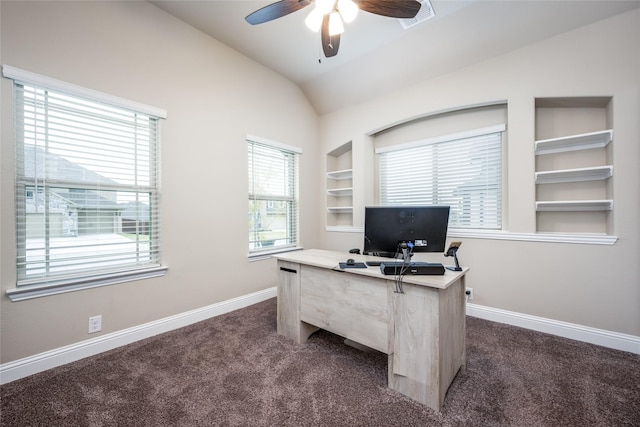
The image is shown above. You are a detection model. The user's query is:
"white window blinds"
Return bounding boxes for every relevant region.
[13,79,163,288]
[379,126,504,229]
[248,138,299,254]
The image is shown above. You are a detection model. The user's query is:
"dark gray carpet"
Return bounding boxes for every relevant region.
[1,298,639,426]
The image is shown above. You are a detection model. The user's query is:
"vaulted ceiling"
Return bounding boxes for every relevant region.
[151,1,639,115]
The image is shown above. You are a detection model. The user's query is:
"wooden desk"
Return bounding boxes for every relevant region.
[272,249,468,411]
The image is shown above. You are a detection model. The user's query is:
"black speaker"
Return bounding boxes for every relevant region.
[380,262,445,276]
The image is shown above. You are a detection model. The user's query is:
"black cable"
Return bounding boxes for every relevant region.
[393,244,414,294]
[393,246,401,293]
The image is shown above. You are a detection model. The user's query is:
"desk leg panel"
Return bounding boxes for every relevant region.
[277,261,319,343]
[438,276,466,405]
[389,283,440,410]
[387,278,466,411]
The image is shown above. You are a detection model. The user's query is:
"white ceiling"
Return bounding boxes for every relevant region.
[151,0,639,114]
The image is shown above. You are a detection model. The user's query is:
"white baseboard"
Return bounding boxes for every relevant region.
[0,287,277,385]
[466,302,640,355]
[3,291,637,385]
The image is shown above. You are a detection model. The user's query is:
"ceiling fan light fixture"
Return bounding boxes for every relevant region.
[246,0,426,59]
[328,11,344,36]
[305,8,323,32]
[316,0,336,15]
[337,0,358,23]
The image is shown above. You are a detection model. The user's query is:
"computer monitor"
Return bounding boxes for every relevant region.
[363,205,450,258]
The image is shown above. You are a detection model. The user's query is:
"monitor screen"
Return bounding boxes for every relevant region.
[363,206,450,257]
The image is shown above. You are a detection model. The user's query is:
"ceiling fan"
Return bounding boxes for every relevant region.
[245,0,422,58]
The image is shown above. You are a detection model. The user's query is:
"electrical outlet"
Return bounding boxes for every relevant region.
[88,315,102,334]
[465,287,473,301]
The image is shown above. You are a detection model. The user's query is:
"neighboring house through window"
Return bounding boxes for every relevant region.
[247,135,300,256]
[4,65,167,300]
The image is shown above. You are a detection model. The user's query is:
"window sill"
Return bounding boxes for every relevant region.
[448,229,618,245]
[6,266,169,302]
[248,246,303,261]
[325,226,364,233]
[322,227,617,245]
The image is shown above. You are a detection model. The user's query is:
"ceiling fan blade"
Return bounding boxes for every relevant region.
[321,14,341,57]
[356,0,422,19]
[245,0,312,25]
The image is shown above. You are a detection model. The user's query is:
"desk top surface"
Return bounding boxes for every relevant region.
[272,249,468,290]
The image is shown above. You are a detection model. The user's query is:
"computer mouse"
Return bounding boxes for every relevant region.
[346,258,356,265]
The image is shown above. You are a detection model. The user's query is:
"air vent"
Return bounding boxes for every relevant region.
[399,0,435,30]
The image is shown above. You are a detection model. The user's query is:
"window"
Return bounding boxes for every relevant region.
[378,125,504,230]
[5,65,166,299]
[248,136,300,255]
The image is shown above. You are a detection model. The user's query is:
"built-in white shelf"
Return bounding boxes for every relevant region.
[325,225,364,233]
[327,206,353,213]
[535,166,613,184]
[326,142,354,229]
[535,129,613,155]
[327,187,353,196]
[536,200,613,212]
[326,169,353,180]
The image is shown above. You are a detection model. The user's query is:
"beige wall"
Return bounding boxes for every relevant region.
[0,1,320,363]
[318,10,640,336]
[1,2,638,367]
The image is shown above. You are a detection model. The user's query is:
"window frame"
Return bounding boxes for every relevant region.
[3,65,167,301]
[377,124,505,231]
[247,134,302,259]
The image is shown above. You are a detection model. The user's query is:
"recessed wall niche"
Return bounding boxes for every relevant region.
[326,141,353,229]
[534,97,613,234]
